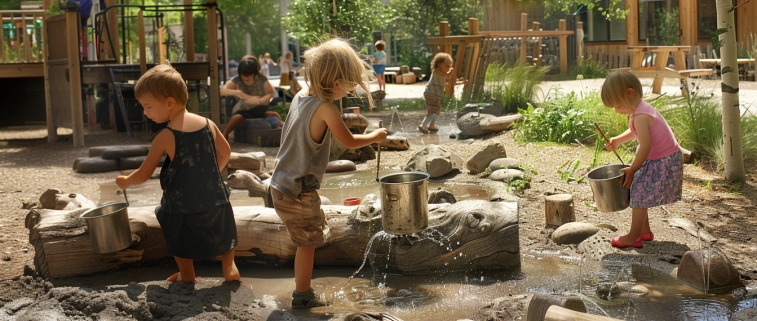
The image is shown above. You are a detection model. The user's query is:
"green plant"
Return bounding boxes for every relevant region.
[484,62,549,114]
[649,8,679,46]
[569,59,609,80]
[557,159,585,183]
[514,90,595,144]
[393,98,426,111]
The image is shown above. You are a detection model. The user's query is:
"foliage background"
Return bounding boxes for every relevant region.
[284,0,387,47]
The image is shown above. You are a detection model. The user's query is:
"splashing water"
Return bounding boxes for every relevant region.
[340,231,393,293]
[388,106,406,134]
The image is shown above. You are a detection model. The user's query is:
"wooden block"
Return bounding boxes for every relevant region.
[544,194,574,226]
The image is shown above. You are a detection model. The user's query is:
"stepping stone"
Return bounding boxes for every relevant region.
[101,145,150,160]
[489,168,524,181]
[488,158,520,171]
[326,160,357,173]
[552,222,599,245]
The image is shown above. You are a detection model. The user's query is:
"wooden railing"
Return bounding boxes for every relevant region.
[0,9,45,63]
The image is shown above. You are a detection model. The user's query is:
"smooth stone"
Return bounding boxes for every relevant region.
[404,145,463,179]
[677,248,743,292]
[488,158,521,170]
[325,160,357,173]
[489,168,524,181]
[551,222,600,245]
[101,145,150,160]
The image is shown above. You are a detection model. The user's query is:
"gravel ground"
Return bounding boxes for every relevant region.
[1,107,756,319]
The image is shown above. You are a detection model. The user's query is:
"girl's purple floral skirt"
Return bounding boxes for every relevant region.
[630,150,683,208]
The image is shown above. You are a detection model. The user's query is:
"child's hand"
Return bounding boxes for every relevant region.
[605,137,619,151]
[116,175,129,190]
[620,167,635,188]
[373,128,388,144]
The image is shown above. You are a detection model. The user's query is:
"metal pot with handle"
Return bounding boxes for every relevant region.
[80,190,133,253]
[379,171,429,235]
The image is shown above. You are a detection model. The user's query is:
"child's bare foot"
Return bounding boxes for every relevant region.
[223,262,240,282]
[418,125,429,134]
[167,272,200,283]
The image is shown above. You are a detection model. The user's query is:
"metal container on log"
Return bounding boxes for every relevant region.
[80,202,133,253]
[379,171,429,235]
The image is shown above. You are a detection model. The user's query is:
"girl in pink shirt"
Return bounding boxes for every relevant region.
[601,70,683,248]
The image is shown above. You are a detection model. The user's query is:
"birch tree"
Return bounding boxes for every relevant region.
[716,0,745,182]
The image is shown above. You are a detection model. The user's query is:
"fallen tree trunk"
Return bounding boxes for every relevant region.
[26,200,519,279]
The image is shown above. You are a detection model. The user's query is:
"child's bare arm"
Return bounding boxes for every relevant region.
[628,115,652,172]
[210,121,231,169]
[608,128,635,149]
[220,82,244,99]
[115,130,170,190]
[315,102,387,149]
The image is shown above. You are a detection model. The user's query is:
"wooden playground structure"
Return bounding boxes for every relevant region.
[1,0,226,147]
[426,14,577,100]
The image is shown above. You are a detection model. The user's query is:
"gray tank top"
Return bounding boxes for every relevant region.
[270,95,331,198]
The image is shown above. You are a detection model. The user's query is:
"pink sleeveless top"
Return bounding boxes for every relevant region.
[630,100,679,160]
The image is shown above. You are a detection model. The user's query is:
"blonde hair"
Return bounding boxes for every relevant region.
[430,52,452,72]
[134,64,188,106]
[601,70,642,110]
[302,38,373,109]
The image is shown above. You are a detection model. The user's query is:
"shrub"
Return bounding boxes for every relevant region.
[484,62,549,114]
[569,59,609,80]
[514,90,596,144]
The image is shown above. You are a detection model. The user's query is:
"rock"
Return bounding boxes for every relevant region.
[489,168,524,181]
[339,145,376,162]
[488,158,521,171]
[403,145,464,178]
[526,294,586,321]
[101,145,150,160]
[326,160,357,173]
[73,157,119,173]
[455,102,505,118]
[227,152,266,173]
[373,135,410,151]
[2,297,34,312]
[551,222,599,245]
[466,143,507,175]
[1,254,9,261]
[342,113,369,133]
[39,189,63,209]
[479,114,523,132]
[54,193,96,210]
[677,248,744,292]
[88,145,149,157]
[731,308,757,321]
[428,188,457,204]
[456,112,494,137]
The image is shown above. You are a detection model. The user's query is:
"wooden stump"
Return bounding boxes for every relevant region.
[545,194,574,227]
[545,306,623,321]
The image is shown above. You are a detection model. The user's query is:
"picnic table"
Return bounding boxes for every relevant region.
[625,46,714,95]
[698,58,755,68]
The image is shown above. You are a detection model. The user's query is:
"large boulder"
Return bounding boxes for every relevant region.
[456,112,494,137]
[403,145,464,178]
[466,143,507,175]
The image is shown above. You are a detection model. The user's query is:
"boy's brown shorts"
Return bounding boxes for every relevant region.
[424,94,442,114]
[271,187,330,247]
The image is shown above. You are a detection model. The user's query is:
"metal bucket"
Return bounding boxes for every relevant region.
[379,172,429,235]
[586,164,630,212]
[80,202,133,253]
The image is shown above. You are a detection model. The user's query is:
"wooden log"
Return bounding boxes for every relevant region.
[26,200,519,279]
[479,114,523,132]
[545,306,623,321]
[371,135,409,151]
[545,194,574,226]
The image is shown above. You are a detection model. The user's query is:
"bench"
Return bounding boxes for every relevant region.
[384,71,397,84]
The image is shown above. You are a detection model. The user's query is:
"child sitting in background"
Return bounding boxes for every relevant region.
[116,64,239,283]
[270,38,388,308]
[419,52,466,134]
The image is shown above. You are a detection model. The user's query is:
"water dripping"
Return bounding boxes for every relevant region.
[388,106,406,134]
[340,231,390,292]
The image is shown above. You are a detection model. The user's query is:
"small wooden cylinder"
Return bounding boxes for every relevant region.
[545,194,574,226]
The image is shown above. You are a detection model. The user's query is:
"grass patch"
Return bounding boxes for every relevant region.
[485,62,549,114]
[569,59,609,80]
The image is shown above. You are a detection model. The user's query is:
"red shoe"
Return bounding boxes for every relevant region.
[611,236,643,248]
[640,232,654,242]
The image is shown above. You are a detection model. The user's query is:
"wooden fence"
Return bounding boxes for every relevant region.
[0,9,45,63]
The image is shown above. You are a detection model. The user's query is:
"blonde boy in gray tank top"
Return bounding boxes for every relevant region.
[270,39,388,308]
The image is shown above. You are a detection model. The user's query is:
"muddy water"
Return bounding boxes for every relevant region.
[94,171,756,320]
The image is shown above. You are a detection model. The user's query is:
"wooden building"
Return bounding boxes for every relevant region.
[483,0,757,57]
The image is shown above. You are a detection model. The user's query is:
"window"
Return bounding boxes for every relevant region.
[579,0,627,42]
[639,0,680,45]
[698,0,717,39]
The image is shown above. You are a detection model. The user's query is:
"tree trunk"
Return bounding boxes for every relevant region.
[716,0,745,182]
[26,200,519,279]
[544,194,574,226]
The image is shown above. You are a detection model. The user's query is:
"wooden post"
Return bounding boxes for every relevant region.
[184,0,195,62]
[533,21,542,67]
[102,0,118,62]
[86,86,96,131]
[138,10,146,75]
[463,18,480,98]
[0,13,4,62]
[626,0,639,46]
[545,194,574,226]
[66,9,84,147]
[559,19,568,76]
[520,13,527,64]
[207,0,221,124]
[446,42,466,98]
[158,26,166,64]
[23,14,31,62]
[16,19,21,60]
[439,21,450,54]
[577,21,584,61]
[42,0,57,142]
[679,0,698,47]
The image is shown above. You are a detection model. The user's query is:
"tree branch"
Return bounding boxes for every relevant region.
[730,0,752,12]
